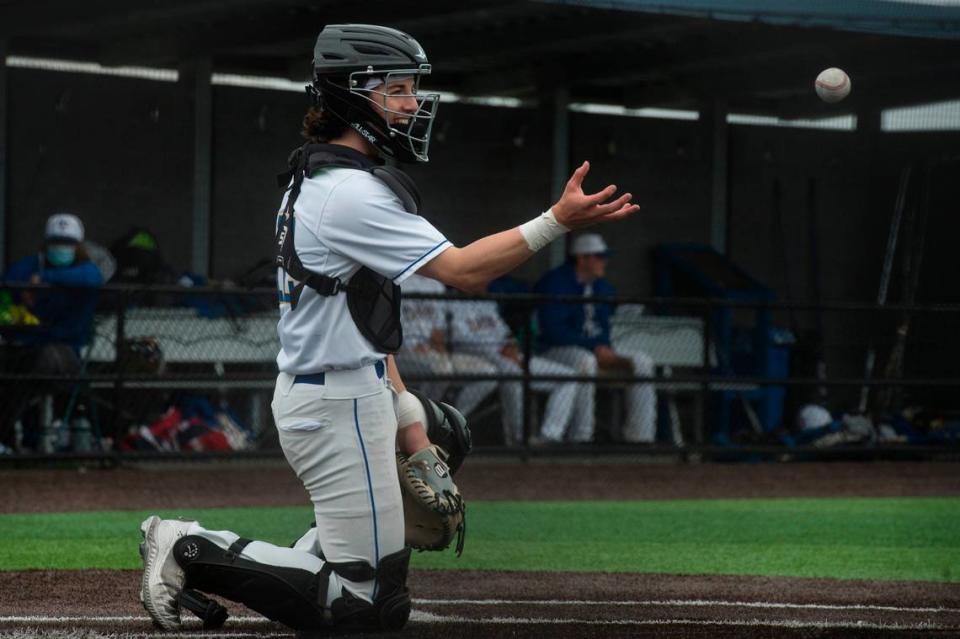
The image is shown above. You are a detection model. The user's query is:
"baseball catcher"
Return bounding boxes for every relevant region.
[137,22,638,636]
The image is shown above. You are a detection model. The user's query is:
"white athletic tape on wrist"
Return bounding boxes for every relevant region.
[396,389,427,431]
[518,208,569,252]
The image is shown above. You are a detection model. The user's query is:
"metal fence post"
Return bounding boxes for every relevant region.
[699,301,713,450]
[521,300,533,459]
[111,289,128,445]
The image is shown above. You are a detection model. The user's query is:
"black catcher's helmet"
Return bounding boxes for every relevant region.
[308,24,439,163]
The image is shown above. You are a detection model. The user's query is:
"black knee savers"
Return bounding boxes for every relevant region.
[174,535,412,633]
[329,547,412,632]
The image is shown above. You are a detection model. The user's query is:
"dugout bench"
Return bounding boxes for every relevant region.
[82,308,280,438]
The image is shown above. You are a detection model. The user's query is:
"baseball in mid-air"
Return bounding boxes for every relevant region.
[815,67,851,103]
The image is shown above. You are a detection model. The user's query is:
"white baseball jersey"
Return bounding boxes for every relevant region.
[276,167,450,373]
[399,273,447,349]
[448,299,512,356]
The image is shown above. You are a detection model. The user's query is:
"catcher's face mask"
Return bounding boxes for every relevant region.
[349,68,439,163]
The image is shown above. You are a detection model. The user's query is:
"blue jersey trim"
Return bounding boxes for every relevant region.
[353,398,380,596]
[391,240,450,281]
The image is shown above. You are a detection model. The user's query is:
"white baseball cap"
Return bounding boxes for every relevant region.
[45,213,84,243]
[797,404,833,430]
[570,233,611,257]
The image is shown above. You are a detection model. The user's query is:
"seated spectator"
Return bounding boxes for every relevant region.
[395,273,498,419]
[534,233,657,443]
[110,227,175,285]
[448,296,592,446]
[0,213,104,450]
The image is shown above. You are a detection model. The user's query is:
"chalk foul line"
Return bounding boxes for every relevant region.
[411,610,955,630]
[412,597,960,615]
[1,598,959,634]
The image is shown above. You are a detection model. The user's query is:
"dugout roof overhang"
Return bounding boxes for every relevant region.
[2,0,960,118]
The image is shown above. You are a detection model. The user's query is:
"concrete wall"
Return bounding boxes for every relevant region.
[210,85,304,281]
[4,68,957,308]
[6,69,191,267]
[405,103,556,285]
[3,70,714,291]
[725,123,960,408]
[727,124,960,306]
[570,111,710,295]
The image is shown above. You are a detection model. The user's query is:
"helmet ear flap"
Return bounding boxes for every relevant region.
[316,78,394,152]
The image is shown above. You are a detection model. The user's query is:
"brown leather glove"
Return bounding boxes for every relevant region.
[396,445,465,555]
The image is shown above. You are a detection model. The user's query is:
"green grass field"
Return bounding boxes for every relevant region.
[1,498,957,582]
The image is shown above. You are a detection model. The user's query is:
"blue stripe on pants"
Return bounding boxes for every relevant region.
[352,398,380,598]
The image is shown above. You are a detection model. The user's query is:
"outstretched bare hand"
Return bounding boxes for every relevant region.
[551,161,640,230]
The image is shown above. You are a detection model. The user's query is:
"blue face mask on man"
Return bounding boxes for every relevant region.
[46,244,76,267]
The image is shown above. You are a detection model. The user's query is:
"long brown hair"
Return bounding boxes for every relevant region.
[301,107,349,143]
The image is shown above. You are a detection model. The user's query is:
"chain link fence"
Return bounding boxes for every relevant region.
[1,282,959,459]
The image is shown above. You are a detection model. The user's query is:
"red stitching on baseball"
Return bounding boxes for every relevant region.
[816,77,848,91]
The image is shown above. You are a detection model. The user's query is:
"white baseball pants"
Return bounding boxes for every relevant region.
[186,363,402,606]
[544,346,658,443]
[486,354,592,444]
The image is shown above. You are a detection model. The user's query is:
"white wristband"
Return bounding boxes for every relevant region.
[518,208,569,252]
[396,390,427,431]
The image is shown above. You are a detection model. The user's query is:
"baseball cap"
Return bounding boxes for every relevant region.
[45,213,84,243]
[570,233,611,257]
[797,404,833,431]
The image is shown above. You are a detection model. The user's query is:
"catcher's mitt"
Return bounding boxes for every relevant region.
[397,445,465,556]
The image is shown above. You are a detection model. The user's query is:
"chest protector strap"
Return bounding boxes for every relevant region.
[275,144,422,354]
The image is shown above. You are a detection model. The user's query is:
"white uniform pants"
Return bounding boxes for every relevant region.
[484,355,590,444]
[187,363,402,606]
[544,346,658,443]
[394,349,497,416]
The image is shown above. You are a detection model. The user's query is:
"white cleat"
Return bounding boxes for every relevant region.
[139,515,195,630]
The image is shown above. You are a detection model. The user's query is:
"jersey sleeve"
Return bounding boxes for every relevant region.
[315,172,451,284]
[2,255,39,282]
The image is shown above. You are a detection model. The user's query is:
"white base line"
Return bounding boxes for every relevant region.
[0,635,291,639]
[412,611,955,630]
[2,613,948,633]
[0,616,272,624]
[1,600,958,634]
[413,598,960,615]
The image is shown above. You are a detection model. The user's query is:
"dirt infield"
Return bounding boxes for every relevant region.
[2,568,959,638]
[2,459,959,512]
[2,459,959,638]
